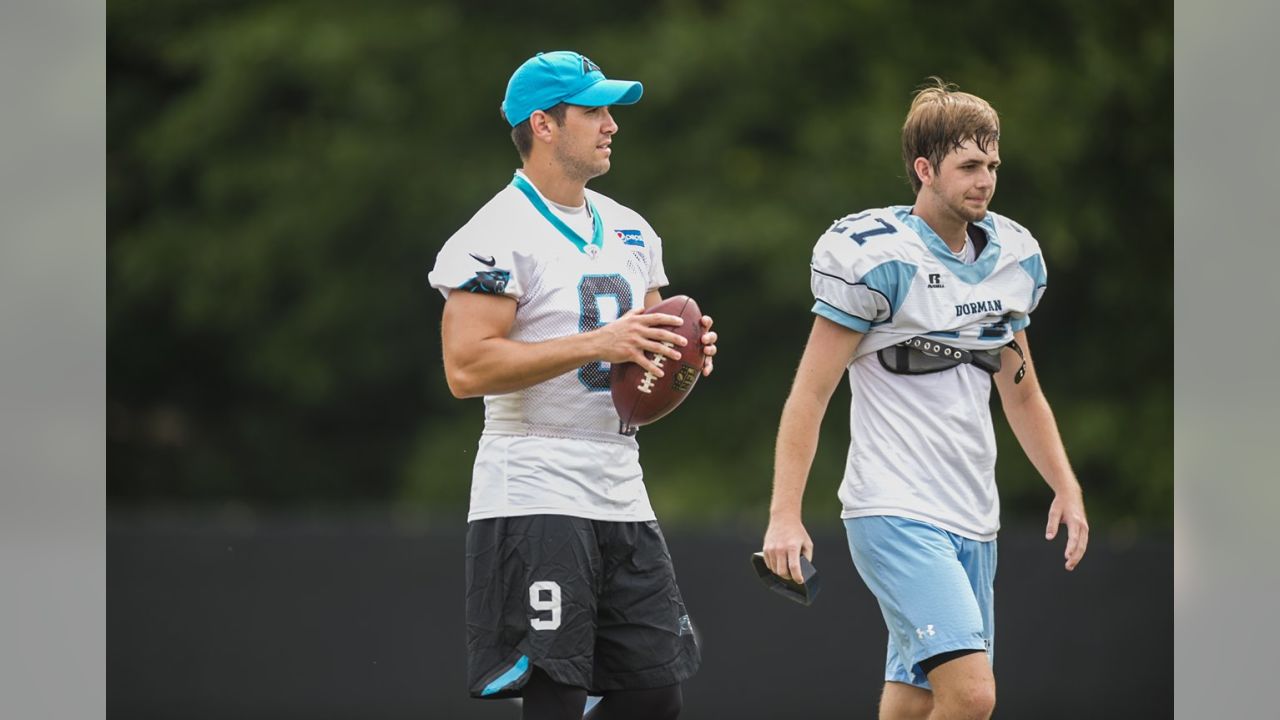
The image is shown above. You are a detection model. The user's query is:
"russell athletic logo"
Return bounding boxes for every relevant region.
[928,273,944,288]
[956,299,1003,317]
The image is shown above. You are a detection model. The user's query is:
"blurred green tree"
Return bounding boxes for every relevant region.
[109,0,1172,528]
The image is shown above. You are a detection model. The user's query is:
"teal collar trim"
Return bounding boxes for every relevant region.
[893,206,1001,284]
[510,173,604,256]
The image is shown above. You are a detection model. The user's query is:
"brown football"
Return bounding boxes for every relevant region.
[610,295,706,433]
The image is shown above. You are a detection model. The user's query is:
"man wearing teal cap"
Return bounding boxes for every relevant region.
[501,51,644,127]
[428,51,717,719]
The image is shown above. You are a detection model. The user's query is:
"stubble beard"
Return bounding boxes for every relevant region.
[555,144,609,184]
[954,201,987,223]
[935,185,987,224]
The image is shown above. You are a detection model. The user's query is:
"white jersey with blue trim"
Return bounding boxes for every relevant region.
[809,206,1048,540]
[429,170,668,522]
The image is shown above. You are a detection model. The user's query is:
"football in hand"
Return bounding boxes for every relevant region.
[611,295,706,432]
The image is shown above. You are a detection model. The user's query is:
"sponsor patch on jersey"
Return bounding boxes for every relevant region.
[616,229,645,247]
[955,299,1004,317]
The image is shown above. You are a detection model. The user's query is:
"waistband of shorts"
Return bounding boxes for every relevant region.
[483,421,639,446]
[840,510,998,542]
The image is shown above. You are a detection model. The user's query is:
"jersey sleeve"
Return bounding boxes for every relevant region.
[997,216,1047,332]
[809,224,918,333]
[643,220,669,291]
[427,226,530,301]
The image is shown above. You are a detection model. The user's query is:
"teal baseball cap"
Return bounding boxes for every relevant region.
[501,51,643,127]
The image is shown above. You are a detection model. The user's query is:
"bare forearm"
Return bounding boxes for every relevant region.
[770,391,831,519]
[762,318,859,580]
[448,332,602,398]
[1002,393,1079,495]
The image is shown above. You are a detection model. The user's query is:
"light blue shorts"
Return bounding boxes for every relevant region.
[844,516,996,689]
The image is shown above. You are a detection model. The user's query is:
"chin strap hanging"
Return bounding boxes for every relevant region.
[1007,337,1026,384]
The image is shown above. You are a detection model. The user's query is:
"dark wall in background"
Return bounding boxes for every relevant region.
[109,514,1171,719]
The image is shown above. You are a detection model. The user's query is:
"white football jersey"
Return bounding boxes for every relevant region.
[810,206,1048,540]
[429,171,668,522]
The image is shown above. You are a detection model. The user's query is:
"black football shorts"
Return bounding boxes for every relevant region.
[465,515,700,698]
